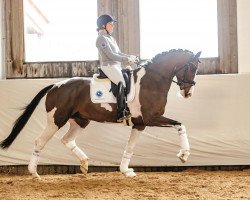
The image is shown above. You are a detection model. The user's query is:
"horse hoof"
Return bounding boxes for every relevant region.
[177,149,190,163]
[121,168,136,177]
[32,172,41,180]
[80,159,88,176]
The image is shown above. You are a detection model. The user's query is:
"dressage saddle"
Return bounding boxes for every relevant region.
[97,68,132,122]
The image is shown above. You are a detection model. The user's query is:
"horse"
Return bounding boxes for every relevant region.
[0,49,201,178]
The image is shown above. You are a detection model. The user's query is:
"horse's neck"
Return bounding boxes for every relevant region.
[135,65,174,95]
[135,52,192,94]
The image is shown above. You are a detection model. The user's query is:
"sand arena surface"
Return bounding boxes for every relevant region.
[0,170,249,200]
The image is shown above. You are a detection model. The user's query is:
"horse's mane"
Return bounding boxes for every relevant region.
[142,49,194,68]
[152,49,194,62]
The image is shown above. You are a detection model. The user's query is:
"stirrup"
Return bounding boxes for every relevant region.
[117,110,131,123]
[123,116,133,126]
[124,114,132,121]
[117,116,126,123]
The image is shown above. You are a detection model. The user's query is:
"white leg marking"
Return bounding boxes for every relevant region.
[120,128,141,177]
[28,149,41,179]
[61,119,88,175]
[101,103,113,112]
[128,68,146,118]
[28,108,58,178]
[175,125,190,163]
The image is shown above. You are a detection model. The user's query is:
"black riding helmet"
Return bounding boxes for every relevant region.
[97,14,117,31]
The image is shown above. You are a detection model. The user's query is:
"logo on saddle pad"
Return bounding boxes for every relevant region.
[95,91,103,98]
[90,74,135,103]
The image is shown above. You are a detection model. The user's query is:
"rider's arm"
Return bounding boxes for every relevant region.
[96,36,128,63]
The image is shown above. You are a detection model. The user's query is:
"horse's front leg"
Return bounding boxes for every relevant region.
[147,116,190,163]
[120,125,145,177]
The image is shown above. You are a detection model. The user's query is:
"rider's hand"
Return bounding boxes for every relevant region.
[128,55,137,64]
[126,65,133,70]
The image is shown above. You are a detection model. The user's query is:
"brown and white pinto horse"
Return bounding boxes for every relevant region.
[0,49,201,178]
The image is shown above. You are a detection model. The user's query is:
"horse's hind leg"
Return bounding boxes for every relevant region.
[28,109,59,179]
[61,118,89,176]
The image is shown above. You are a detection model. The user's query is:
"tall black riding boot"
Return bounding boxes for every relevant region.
[116,82,125,122]
[116,82,131,122]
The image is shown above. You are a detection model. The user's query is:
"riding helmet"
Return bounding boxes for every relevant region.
[97,14,117,29]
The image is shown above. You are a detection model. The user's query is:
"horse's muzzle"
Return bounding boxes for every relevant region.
[186,86,194,98]
[180,86,194,98]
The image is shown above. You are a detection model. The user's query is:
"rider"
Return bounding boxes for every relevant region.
[96,14,137,122]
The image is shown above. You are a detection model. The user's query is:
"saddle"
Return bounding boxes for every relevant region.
[97,68,132,97]
[91,68,134,124]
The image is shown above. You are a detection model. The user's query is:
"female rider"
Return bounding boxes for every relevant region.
[96,14,137,122]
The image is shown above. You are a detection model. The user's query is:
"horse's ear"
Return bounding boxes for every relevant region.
[195,51,202,59]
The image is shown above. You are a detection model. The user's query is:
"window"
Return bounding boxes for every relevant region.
[5,0,237,78]
[24,0,98,62]
[140,0,218,59]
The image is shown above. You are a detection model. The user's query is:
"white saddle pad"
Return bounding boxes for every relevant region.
[90,74,135,103]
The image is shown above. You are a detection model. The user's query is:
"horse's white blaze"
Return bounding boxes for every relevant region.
[128,68,146,118]
[101,103,113,112]
[188,86,195,96]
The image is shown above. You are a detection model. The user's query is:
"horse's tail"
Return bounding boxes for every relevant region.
[0,84,54,149]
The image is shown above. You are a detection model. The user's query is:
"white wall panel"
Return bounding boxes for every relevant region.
[237,0,250,73]
[0,75,249,166]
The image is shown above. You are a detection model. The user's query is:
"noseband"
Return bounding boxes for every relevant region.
[172,62,197,88]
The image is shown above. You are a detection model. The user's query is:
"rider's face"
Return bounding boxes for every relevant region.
[106,22,114,34]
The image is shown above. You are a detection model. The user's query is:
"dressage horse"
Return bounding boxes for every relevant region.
[0,49,201,178]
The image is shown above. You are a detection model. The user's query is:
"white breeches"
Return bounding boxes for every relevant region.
[101,65,126,87]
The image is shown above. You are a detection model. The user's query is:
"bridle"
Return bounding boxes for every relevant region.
[172,61,198,88]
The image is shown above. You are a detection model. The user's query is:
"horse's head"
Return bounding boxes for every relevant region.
[174,51,201,98]
[144,49,201,98]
